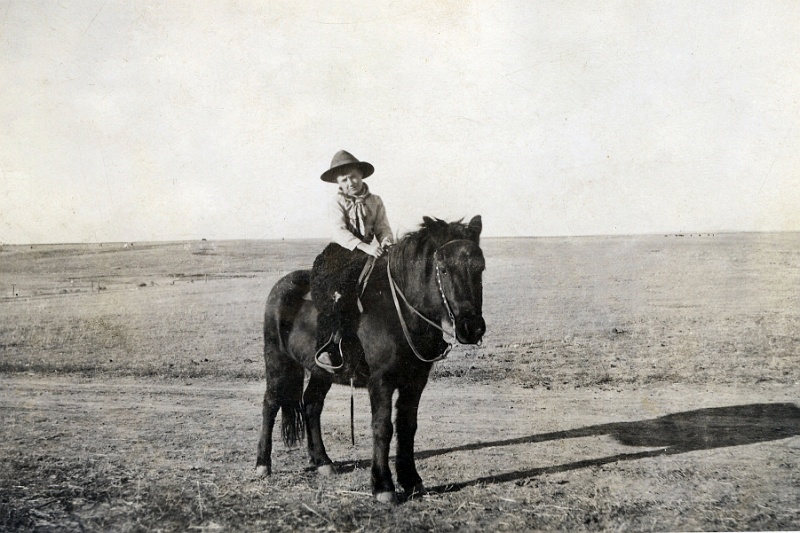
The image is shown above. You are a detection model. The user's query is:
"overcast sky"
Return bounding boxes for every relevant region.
[1,1,799,243]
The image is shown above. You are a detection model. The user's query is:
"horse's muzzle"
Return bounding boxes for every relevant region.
[455,314,486,345]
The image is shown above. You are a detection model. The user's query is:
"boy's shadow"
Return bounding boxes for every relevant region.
[413,402,800,493]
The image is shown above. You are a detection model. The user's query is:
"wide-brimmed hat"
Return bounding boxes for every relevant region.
[320,150,375,183]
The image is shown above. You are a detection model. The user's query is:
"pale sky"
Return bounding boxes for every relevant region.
[1,1,799,244]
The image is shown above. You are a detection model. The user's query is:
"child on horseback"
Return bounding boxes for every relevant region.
[311,150,395,373]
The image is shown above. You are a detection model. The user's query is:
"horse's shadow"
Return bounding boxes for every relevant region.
[335,402,800,493]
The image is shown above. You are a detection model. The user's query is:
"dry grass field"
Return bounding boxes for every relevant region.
[1,232,799,531]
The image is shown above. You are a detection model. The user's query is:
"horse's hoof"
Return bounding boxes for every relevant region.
[317,464,335,477]
[405,483,426,499]
[255,465,270,478]
[375,491,399,505]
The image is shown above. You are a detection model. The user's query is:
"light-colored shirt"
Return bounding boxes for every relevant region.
[329,190,394,251]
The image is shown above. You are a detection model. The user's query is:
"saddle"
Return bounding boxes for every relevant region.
[302,255,376,306]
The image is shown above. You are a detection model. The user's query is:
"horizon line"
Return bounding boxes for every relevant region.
[2,229,798,247]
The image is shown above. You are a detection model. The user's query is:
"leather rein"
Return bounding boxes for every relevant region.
[386,244,468,363]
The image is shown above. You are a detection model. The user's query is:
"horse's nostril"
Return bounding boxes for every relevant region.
[461,316,485,343]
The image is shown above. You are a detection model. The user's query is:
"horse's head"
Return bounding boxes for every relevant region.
[423,215,486,345]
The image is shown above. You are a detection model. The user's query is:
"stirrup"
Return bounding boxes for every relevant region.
[314,334,344,373]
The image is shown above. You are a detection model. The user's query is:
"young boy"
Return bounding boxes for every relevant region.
[311,150,395,372]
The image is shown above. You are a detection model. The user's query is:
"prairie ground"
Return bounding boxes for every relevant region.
[1,233,799,531]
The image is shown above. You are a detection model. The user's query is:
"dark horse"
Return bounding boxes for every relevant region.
[256,215,486,503]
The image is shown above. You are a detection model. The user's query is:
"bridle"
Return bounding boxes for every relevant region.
[386,240,476,363]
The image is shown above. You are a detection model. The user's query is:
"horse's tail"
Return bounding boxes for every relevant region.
[280,402,305,447]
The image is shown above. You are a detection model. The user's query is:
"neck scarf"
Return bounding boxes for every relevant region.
[339,183,372,239]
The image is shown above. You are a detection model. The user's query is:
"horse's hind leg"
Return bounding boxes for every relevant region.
[256,393,278,477]
[395,375,429,499]
[302,373,334,474]
[256,357,304,477]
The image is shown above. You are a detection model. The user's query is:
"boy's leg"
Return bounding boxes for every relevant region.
[310,244,369,372]
[310,246,344,370]
[317,273,360,370]
[316,289,364,372]
[311,295,344,372]
[315,307,339,355]
[336,259,367,363]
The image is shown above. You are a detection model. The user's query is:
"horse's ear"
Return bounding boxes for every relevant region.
[468,215,482,240]
[422,217,448,235]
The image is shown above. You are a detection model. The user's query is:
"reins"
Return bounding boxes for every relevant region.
[386,248,459,363]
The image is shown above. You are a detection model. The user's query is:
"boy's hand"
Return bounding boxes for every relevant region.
[358,242,385,258]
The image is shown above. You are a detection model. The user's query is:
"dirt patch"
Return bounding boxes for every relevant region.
[1,375,798,531]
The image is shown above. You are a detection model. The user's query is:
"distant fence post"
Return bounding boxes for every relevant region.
[11,284,15,297]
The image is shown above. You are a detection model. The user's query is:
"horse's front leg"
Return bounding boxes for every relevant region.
[303,373,334,475]
[368,373,397,504]
[395,374,429,498]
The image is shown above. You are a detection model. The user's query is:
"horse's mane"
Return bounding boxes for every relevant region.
[392,216,481,269]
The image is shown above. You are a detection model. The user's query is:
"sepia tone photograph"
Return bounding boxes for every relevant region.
[1,1,799,531]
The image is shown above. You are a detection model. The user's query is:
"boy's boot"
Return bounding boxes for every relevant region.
[314,305,343,373]
[335,301,363,369]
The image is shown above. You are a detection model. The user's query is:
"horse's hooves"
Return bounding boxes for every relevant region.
[255,465,270,478]
[375,491,399,505]
[317,464,335,477]
[405,483,426,499]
